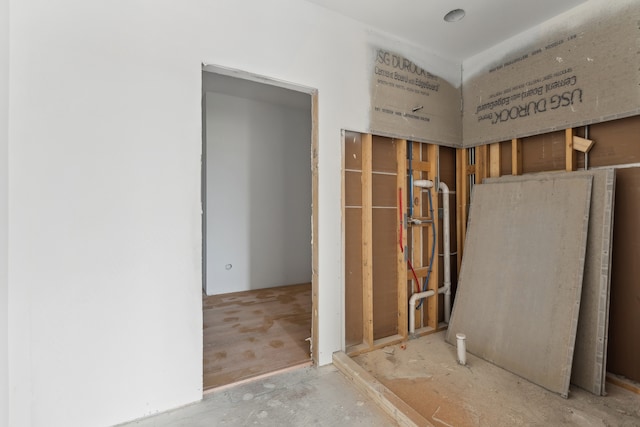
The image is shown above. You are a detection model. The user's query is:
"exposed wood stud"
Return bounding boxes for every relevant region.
[411,141,424,332]
[475,145,488,184]
[490,142,502,178]
[396,139,408,339]
[566,128,577,171]
[456,148,468,276]
[361,134,374,347]
[311,91,319,364]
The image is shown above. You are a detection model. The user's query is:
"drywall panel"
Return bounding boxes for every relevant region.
[446,176,592,397]
[607,167,640,382]
[463,0,640,146]
[0,0,7,424]
[204,91,311,295]
[486,169,616,395]
[371,49,462,146]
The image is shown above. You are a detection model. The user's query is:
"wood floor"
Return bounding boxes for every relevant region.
[203,283,312,390]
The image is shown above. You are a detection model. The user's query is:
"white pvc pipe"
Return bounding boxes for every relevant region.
[413,179,434,188]
[439,182,452,324]
[408,290,434,336]
[456,333,467,365]
[408,180,453,336]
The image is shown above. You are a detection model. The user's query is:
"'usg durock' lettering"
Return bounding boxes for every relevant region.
[376,49,435,79]
[491,89,583,125]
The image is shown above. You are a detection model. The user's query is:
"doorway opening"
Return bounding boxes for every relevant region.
[201,67,318,391]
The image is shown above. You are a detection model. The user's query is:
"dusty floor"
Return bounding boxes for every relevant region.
[203,283,311,389]
[118,365,397,427]
[354,331,640,426]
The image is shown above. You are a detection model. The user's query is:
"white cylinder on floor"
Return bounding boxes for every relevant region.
[456,333,467,366]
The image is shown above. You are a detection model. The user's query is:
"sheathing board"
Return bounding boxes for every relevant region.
[485,169,616,396]
[463,2,640,146]
[370,49,462,146]
[608,167,640,382]
[371,137,399,340]
[344,132,363,347]
[446,176,593,397]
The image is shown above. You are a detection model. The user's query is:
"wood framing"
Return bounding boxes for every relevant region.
[311,91,319,364]
[361,134,374,347]
[566,128,577,171]
[489,142,502,178]
[456,148,468,275]
[410,141,424,333]
[396,140,408,339]
[475,144,488,184]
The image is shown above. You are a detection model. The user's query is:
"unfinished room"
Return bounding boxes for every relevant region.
[2,0,640,426]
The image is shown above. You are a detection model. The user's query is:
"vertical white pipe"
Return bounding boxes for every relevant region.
[439,182,451,323]
[409,290,435,336]
[456,333,467,365]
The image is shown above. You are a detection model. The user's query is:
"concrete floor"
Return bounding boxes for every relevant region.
[118,365,396,426]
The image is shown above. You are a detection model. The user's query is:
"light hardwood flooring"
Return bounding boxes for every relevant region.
[203,283,312,390]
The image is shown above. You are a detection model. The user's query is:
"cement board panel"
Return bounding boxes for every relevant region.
[370,49,462,146]
[463,2,640,146]
[446,176,593,397]
[485,169,616,396]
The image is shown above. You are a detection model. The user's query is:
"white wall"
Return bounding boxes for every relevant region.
[0,0,8,425]
[6,0,460,425]
[204,91,311,295]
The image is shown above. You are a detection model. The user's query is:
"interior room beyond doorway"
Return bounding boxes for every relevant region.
[201,70,315,390]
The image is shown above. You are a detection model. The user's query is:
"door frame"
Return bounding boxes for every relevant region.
[201,63,319,367]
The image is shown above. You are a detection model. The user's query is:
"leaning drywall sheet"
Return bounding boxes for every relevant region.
[446,176,593,397]
[485,169,616,396]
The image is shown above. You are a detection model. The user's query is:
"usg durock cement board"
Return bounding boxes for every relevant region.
[446,176,592,397]
[463,2,640,146]
[485,169,616,396]
[370,49,462,146]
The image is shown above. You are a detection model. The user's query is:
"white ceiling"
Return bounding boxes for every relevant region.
[305,0,587,60]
